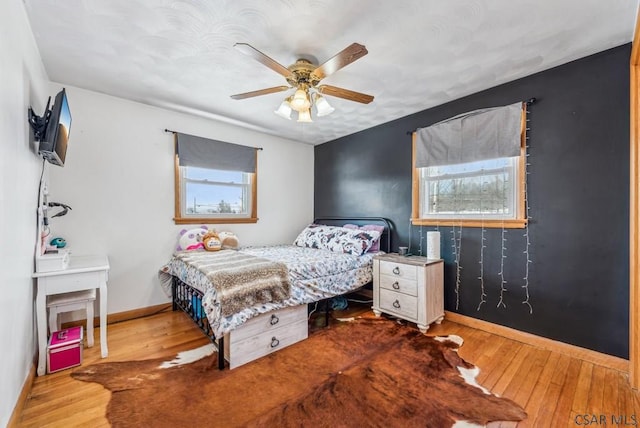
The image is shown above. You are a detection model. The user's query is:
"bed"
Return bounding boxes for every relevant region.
[159,217,392,369]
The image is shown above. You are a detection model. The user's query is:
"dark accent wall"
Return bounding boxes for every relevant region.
[315,44,630,358]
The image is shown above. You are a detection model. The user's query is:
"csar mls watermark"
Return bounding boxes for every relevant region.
[574,414,638,426]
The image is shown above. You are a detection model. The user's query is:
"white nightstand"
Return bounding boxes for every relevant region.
[372,253,444,333]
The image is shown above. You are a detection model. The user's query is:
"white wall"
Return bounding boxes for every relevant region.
[0,0,51,425]
[48,86,314,315]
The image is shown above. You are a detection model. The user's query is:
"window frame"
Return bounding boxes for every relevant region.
[173,149,258,225]
[411,106,527,229]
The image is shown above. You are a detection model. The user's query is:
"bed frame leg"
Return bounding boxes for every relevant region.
[325,299,330,327]
[217,336,225,369]
[171,279,177,311]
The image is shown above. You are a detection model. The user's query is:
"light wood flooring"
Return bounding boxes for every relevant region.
[16,306,640,427]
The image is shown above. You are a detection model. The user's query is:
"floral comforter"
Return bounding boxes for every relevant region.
[159,245,378,338]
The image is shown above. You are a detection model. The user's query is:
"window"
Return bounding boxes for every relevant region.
[180,167,253,218]
[419,157,519,219]
[173,133,258,224]
[412,103,527,228]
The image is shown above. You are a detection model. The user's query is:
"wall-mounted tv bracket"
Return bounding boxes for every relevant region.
[28,96,52,141]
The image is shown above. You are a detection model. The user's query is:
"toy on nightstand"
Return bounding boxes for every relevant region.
[50,237,67,248]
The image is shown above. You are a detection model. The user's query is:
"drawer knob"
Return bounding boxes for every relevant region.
[270,314,279,325]
[392,281,400,290]
[270,337,280,348]
[393,300,401,309]
[392,266,400,275]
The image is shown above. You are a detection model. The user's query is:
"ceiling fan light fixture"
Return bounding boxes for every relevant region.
[297,109,313,123]
[290,87,311,112]
[274,99,292,120]
[231,42,374,124]
[315,94,335,117]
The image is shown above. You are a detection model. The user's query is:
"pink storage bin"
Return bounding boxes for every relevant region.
[47,326,83,374]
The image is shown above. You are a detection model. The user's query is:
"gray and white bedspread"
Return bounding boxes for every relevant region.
[159,245,377,338]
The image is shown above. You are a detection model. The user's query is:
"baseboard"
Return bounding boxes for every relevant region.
[62,303,173,330]
[106,303,173,325]
[444,311,629,373]
[7,361,36,428]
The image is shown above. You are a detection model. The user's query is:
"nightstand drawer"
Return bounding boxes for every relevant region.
[379,260,417,281]
[379,289,418,320]
[42,271,105,294]
[379,275,418,296]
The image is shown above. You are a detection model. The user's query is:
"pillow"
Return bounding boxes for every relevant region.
[176,226,208,251]
[343,224,385,252]
[293,224,381,256]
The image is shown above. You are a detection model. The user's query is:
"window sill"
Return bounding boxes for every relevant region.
[411,218,527,229]
[174,217,258,225]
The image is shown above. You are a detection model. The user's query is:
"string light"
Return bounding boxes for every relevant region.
[451,225,459,309]
[454,222,463,310]
[522,108,534,314]
[451,178,463,310]
[497,176,508,309]
[477,189,487,311]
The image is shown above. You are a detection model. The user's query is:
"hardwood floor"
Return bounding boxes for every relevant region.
[16,306,640,427]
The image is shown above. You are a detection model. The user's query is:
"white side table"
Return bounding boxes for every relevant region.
[372,253,444,333]
[33,255,110,376]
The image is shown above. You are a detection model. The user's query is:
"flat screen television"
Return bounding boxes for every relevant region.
[38,88,72,167]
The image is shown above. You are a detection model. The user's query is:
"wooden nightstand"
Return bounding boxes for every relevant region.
[372,253,444,333]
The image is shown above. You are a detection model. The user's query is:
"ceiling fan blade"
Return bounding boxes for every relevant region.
[234,43,293,79]
[318,85,374,104]
[310,43,368,81]
[230,86,290,100]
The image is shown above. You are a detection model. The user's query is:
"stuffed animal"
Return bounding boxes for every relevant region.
[176,226,208,251]
[203,231,222,251]
[219,231,239,249]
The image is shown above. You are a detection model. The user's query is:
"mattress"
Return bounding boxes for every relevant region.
[160,245,378,338]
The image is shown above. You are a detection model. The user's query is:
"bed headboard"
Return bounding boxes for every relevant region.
[313,217,393,253]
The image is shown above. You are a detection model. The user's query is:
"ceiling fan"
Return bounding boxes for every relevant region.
[230,42,374,122]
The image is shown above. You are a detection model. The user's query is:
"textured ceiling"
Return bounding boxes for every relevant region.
[24,0,638,145]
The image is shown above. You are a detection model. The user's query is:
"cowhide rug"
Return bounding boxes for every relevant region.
[72,317,526,427]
